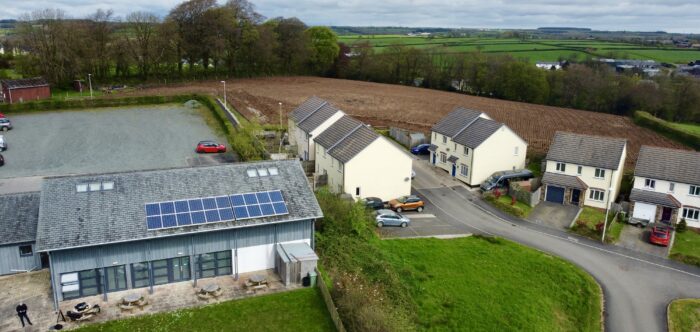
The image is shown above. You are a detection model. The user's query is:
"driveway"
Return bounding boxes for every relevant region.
[617,225,671,258]
[411,158,700,332]
[527,201,581,230]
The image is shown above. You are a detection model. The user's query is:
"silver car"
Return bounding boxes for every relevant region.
[0,118,11,131]
[375,209,410,228]
[0,135,5,151]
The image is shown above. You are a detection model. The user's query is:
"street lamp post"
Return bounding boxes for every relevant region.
[88,74,93,100]
[278,102,283,153]
[220,81,226,106]
[601,187,614,242]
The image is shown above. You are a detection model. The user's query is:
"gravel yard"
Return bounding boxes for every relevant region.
[0,104,230,179]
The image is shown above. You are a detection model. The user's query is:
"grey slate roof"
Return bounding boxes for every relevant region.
[542,172,588,190]
[431,107,482,137]
[0,192,40,246]
[35,160,323,252]
[290,96,328,123]
[630,189,681,208]
[315,115,363,149]
[546,132,626,170]
[1,77,49,89]
[297,103,342,133]
[453,118,504,149]
[327,125,380,164]
[635,146,700,186]
[447,155,459,163]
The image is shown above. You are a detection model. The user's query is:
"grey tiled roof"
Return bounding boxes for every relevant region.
[453,118,504,148]
[35,160,323,252]
[546,132,626,170]
[314,115,363,150]
[428,144,438,152]
[630,189,681,208]
[1,77,49,89]
[542,172,588,190]
[328,125,380,164]
[431,107,482,137]
[447,155,459,163]
[635,146,700,186]
[290,96,328,123]
[0,192,40,246]
[297,103,342,133]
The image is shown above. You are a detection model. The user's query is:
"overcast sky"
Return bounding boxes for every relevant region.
[1,0,699,33]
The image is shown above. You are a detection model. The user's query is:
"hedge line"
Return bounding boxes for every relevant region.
[633,111,700,150]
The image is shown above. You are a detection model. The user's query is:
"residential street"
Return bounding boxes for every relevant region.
[411,156,700,332]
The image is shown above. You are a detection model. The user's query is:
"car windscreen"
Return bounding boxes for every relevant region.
[653,230,668,238]
[397,196,407,203]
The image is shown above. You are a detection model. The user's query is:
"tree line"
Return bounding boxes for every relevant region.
[1,0,339,84]
[334,43,700,123]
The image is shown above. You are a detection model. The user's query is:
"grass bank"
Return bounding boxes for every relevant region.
[633,111,700,150]
[670,228,700,267]
[73,288,334,332]
[668,298,700,332]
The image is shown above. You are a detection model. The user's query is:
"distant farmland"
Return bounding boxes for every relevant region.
[338,35,700,64]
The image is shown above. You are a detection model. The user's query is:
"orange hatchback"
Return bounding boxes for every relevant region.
[389,195,424,212]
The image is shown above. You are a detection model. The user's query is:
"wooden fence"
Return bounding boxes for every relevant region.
[316,268,346,332]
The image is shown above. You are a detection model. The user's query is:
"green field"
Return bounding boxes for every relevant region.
[378,236,602,331]
[668,299,700,332]
[73,288,334,332]
[669,122,700,135]
[338,35,700,63]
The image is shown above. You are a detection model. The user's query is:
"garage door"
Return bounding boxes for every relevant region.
[633,202,656,221]
[545,186,565,204]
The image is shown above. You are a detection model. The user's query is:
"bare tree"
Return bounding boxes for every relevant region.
[125,11,160,80]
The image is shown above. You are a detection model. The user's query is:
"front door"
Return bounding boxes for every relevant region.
[571,189,581,205]
[661,207,673,224]
[432,152,436,164]
[451,164,456,177]
[171,256,191,282]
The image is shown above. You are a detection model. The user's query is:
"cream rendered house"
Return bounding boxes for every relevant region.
[314,115,412,201]
[429,107,527,186]
[629,146,700,228]
[288,96,344,161]
[541,132,627,210]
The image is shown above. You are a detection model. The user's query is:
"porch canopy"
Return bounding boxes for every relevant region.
[630,189,682,208]
[542,172,588,190]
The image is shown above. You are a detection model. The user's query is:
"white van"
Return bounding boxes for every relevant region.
[0,135,6,151]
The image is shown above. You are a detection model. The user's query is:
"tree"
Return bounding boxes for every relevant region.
[305,26,339,74]
[268,17,308,74]
[85,9,115,78]
[126,11,160,80]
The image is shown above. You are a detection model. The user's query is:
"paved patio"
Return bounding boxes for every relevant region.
[616,225,670,258]
[527,201,581,230]
[0,270,54,332]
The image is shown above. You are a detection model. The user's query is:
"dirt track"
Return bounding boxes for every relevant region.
[119,76,688,167]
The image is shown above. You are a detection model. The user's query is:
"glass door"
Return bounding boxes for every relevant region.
[104,265,127,292]
[171,256,191,282]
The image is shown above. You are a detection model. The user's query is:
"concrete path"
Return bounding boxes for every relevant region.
[617,225,670,258]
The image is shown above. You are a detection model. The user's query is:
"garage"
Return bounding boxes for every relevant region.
[545,185,565,204]
[632,202,657,222]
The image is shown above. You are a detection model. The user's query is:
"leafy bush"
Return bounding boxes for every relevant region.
[483,192,526,218]
[676,219,687,233]
[633,111,700,150]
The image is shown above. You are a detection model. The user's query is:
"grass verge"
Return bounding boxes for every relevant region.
[73,288,334,332]
[483,192,532,218]
[570,207,622,243]
[379,236,602,331]
[668,298,700,332]
[670,228,700,267]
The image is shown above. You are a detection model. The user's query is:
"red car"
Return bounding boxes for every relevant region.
[649,225,671,246]
[0,113,5,118]
[196,141,226,153]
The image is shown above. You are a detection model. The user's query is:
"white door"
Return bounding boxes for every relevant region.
[633,202,656,221]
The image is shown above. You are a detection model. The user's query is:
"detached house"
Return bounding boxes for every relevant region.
[288,97,345,161]
[541,132,627,209]
[314,115,412,201]
[429,107,527,186]
[630,146,700,228]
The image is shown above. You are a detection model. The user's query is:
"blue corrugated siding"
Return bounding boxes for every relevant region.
[0,242,41,275]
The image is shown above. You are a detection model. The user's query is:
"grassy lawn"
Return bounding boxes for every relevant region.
[571,207,622,243]
[670,229,700,267]
[498,194,532,217]
[74,288,335,332]
[668,299,700,332]
[378,236,602,331]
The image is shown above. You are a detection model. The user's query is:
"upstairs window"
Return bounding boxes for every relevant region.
[594,168,605,178]
[690,185,700,196]
[645,179,656,189]
[463,146,469,155]
[577,166,582,175]
[669,182,675,192]
[514,146,519,156]
[442,135,447,144]
[19,245,33,257]
[556,162,566,172]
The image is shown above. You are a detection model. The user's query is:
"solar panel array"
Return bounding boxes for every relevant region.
[145,190,288,230]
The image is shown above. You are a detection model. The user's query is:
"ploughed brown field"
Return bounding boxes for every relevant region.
[120,76,687,167]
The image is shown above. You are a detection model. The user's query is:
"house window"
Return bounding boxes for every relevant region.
[440,153,447,163]
[460,164,469,177]
[355,187,360,196]
[577,166,582,175]
[103,265,127,293]
[645,179,656,189]
[682,207,699,221]
[88,182,101,192]
[690,185,700,196]
[514,146,519,156]
[442,135,447,144]
[198,251,230,278]
[594,168,605,178]
[338,184,343,193]
[556,162,566,172]
[131,262,150,288]
[338,163,343,173]
[463,146,469,155]
[19,244,33,257]
[589,189,605,201]
[669,183,675,192]
[454,143,457,150]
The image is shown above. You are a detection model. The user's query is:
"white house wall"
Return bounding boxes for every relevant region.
[307,111,344,161]
[315,145,345,194]
[344,137,412,201]
[471,126,527,186]
[633,176,700,227]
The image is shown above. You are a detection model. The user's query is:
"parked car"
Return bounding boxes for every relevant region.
[649,225,671,246]
[362,197,385,210]
[0,118,11,131]
[480,169,534,192]
[389,195,424,212]
[0,135,6,151]
[375,209,410,228]
[0,153,4,166]
[0,112,5,118]
[196,141,226,153]
[410,143,431,155]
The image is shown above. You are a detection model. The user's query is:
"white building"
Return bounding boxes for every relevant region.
[429,107,527,187]
[630,146,700,228]
[288,97,345,161]
[535,62,562,70]
[541,132,627,210]
[314,115,412,201]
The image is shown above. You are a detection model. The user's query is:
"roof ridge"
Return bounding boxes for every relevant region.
[327,124,364,152]
[297,100,328,124]
[452,112,484,138]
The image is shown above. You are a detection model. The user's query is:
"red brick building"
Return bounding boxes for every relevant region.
[1,77,51,104]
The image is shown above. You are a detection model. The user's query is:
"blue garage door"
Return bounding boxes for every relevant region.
[546,186,565,204]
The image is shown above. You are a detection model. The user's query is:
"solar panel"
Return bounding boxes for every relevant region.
[145,190,289,230]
